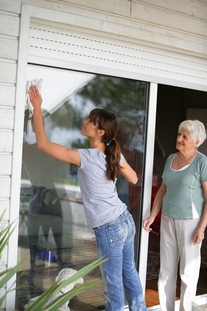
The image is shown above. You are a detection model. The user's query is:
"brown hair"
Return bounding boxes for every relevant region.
[89,108,121,181]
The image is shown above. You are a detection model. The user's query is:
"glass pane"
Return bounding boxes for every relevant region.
[16,65,149,310]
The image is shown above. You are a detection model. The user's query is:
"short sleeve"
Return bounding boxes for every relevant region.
[120,153,125,166]
[200,158,207,183]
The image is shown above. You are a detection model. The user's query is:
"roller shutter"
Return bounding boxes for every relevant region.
[28,21,207,90]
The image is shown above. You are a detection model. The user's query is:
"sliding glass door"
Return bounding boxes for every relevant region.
[16,64,149,310]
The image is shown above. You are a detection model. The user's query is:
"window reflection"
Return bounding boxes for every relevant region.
[23,108,73,280]
[116,117,144,258]
[17,65,148,310]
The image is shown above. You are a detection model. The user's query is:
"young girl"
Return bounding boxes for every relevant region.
[29,85,146,311]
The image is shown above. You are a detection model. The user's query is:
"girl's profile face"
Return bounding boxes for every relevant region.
[81,118,98,138]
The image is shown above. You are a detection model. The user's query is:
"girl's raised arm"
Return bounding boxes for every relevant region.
[29,85,81,166]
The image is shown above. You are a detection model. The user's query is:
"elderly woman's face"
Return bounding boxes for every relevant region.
[176,128,198,152]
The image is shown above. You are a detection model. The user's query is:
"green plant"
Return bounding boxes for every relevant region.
[0,212,25,307]
[0,211,107,310]
[25,257,106,311]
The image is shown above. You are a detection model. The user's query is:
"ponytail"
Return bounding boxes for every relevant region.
[105,138,121,181]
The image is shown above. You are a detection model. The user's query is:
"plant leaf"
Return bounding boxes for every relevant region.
[43,278,101,311]
[25,256,108,311]
[0,261,24,289]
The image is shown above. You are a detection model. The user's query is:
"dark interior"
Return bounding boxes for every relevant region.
[146,84,207,306]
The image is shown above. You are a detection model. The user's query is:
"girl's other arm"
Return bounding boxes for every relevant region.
[120,158,138,184]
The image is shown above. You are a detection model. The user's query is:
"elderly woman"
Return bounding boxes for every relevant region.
[143,120,207,311]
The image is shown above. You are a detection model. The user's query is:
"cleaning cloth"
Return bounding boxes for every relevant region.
[26,78,43,117]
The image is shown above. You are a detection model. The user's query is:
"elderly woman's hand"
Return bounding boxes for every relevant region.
[193,227,205,244]
[143,216,154,232]
[29,85,43,110]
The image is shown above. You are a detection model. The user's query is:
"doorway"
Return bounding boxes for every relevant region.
[145,84,207,307]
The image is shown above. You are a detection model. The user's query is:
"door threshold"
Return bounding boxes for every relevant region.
[123,294,207,311]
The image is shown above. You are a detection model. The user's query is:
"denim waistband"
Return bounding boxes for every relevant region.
[93,209,128,230]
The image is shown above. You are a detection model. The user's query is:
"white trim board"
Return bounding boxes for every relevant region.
[146,294,207,311]
[116,294,207,311]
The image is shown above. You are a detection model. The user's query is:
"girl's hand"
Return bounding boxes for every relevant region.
[29,85,43,110]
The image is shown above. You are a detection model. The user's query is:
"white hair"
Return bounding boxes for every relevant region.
[178,120,207,147]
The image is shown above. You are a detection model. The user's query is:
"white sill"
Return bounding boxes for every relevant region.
[123,294,207,311]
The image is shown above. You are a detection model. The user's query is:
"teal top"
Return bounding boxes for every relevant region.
[162,151,207,219]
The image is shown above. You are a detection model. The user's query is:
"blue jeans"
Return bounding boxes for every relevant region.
[94,209,146,311]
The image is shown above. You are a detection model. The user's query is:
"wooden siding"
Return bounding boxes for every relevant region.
[0,155,12,175]
[0,0,21,13]
[0,131,13,152]
[18,0,207,57]
[0,178,11,199]
[0,37,18,60]
[0,2,20,306]
[0,85,16,107]
[0,108,14,129]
